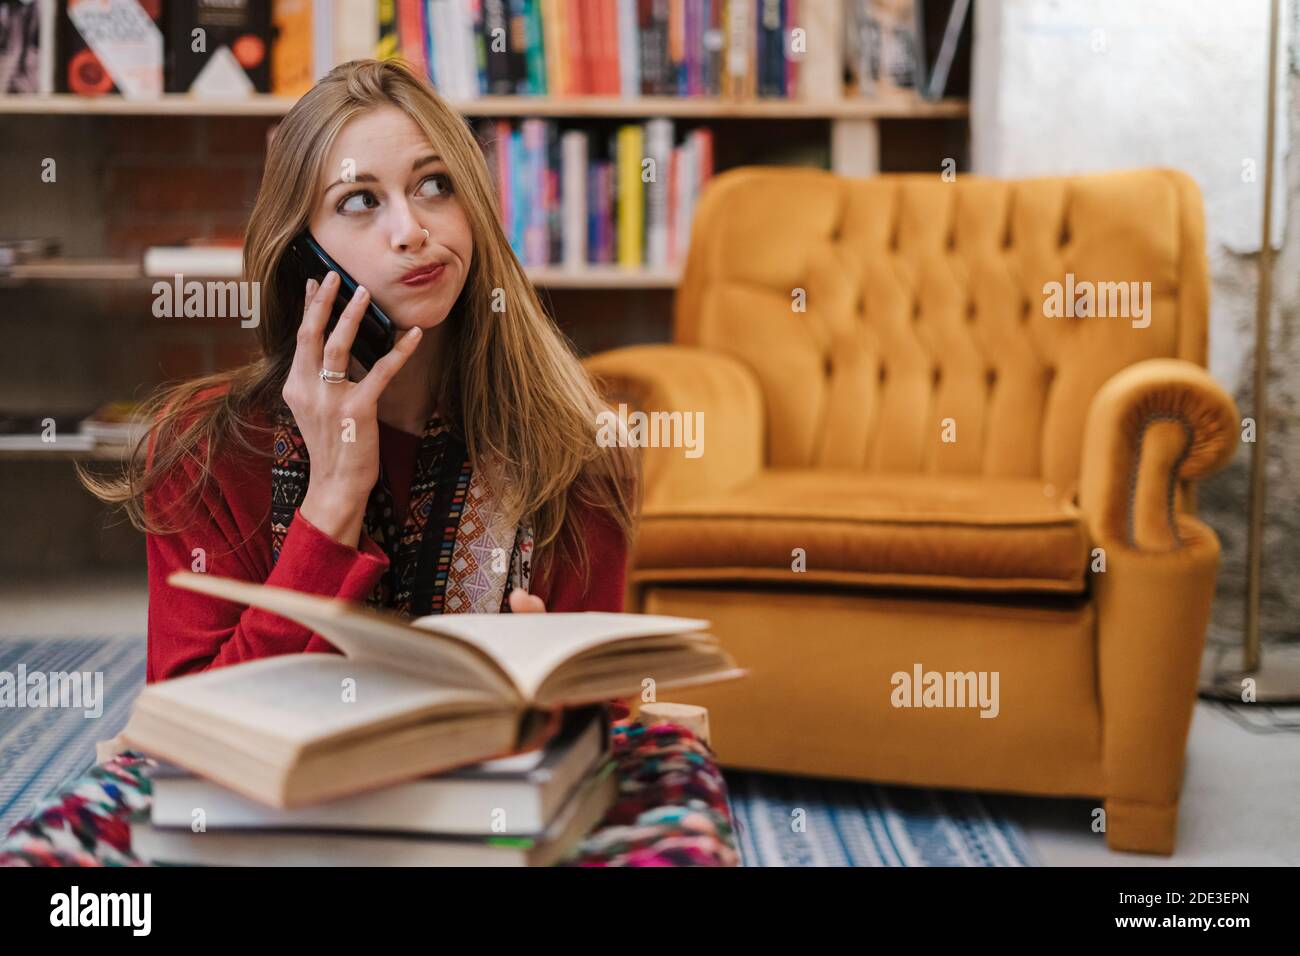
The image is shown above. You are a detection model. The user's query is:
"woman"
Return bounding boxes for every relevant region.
[82,58,640,692]
[0,58,744,872]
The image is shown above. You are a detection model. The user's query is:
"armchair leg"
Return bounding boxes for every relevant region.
[1104,796,1179,855]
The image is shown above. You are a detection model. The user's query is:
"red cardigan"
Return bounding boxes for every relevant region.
[144,391,631,709]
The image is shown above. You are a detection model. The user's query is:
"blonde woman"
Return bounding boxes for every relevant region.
[82,59,639,691]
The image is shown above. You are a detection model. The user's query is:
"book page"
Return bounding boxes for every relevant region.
[408,612,711,700]
[166,571,517,699]
[166,572,710,701]
[138,654,504,748]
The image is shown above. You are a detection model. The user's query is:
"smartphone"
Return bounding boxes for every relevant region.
[284,232,396,371]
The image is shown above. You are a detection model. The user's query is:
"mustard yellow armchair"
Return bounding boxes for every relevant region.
[585,166,1239,855]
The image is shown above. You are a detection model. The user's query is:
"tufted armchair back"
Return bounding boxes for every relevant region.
[673,167,1210,496]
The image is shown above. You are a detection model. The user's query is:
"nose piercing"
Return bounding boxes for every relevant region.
[421,228,429,241]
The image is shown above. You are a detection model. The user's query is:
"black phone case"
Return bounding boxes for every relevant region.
[284,233,397,371]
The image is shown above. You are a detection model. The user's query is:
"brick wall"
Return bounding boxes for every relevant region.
[0,112,671,572]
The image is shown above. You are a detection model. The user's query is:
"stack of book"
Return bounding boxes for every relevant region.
[0,409,96,452]
[121,570,745,866]
[476,116,712,269]
[78,400,150,450]
[0,401,146,454]
[0,238,60,273]
[134,706,619,866]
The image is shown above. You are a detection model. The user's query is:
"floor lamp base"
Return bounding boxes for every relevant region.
[1199,644,1300,704]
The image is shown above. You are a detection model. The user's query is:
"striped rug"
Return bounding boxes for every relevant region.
[724,769,1040,866]
[0,637,146,837]
[2,637,1039,866]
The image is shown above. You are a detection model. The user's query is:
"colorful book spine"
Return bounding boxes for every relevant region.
[684,0,699,96]
[539,0,564,95]
[565,0,585,95]
[598,159,615,263]
[561,129,589,267]
[666,0,681,95]
[469,0,488,93]
[643,117,672,268]
[615,123,643,268]
[507,0,529,93]
[586,158,602,265]
[756,0,779,97]
[492,119,513,243]
[395,0,427,76]
[272,0,313,95]
[450,0,477,96]
[636,0,658,95]
[376,0,400,59]
[333,0,380,66]
[521,118,548,264]
[522,0,546,94]
[433,0,448,92]
[722,0,752,99]
[482,0,511,93]
[0,0,54,93]
[615,0,637,97]
[784,0,798,97]
[703,0,721,95]
[546,120,562,263]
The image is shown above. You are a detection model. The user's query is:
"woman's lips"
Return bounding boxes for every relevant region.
[400,263,446,286]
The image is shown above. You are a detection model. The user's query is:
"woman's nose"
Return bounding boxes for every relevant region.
[391,205,427,252]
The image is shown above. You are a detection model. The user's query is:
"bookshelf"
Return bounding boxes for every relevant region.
[0,446,128,462]
[0,92,967,120]
[0,1,973,575]
[0,258,682,290]
[0,92,964,176]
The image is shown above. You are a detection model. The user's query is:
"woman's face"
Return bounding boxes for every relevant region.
[308,105,473,332]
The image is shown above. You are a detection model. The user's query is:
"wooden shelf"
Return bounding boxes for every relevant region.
[1,259,681,289]
[0,443,129,461]
[1,259,143,281]
[0,92,968,120]
[526,264,679,288]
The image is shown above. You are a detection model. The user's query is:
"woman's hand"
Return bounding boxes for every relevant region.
[509,588,546,613]
[282,272,423,547]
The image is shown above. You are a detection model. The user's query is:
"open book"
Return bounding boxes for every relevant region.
[120,571,745,809]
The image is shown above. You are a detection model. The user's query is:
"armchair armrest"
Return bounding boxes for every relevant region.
[1078,358,1240,853]
[1080,358,1239,551]
[583,345,765,511]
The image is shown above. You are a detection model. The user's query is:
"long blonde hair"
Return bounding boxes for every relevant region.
[80,58,640,586]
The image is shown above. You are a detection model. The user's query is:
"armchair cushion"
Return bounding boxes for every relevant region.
[634,470,1090,595]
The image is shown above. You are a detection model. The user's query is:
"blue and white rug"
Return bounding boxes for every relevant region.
[1,636,1039,865]
[0,637,146,837]
[724,768,1040,866]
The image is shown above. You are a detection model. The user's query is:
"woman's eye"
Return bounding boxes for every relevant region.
[416,173,453,199]
[338,191,378,214]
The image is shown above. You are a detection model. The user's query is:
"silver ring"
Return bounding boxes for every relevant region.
[421,228,430,241]
[319,368,347,384]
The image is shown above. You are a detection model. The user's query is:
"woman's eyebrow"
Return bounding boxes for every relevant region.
[325,154,444,193]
